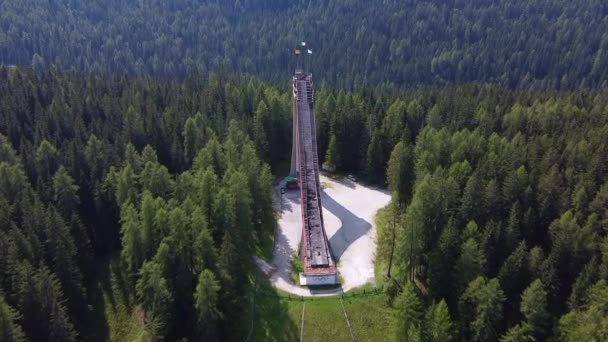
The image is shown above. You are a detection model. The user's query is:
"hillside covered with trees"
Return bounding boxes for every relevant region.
[375,88,608,340]
[1,64,607,340]
[1,3,608,340]
[2,0,608,89]
[0,67,282,341]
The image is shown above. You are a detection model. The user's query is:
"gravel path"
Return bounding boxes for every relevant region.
[259,175,390,297]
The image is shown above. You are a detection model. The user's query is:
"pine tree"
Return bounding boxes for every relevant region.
[382,99,407,149]
[387,141,415,204]
[459,277,506,342]
[460,172,482,222]
[140,191,159,258]
[15,264,77,342]
[136,261,173,335]
[428,221,461,306]
[253,101,270,160]
[124,143,142,173]
[193,137,225,177]
[52,166,80,217]
[141,145,158,164]
[120,203,145,276]
[455,237,485,291]
[365,128,384,183]
[142,162,174,198]
[520,279,549,340]
[323,133,339,172]
[83,134,107,182]
[501,323,533,342]
[0,134,19,164]
[35,139,59,181]
[194,226,216,275]
[425,299,453,342]
[0,294,26,342]
[194,269,222,340]
[194,167,219,220]
[183,117,201,165]
[392,282,424,341]
[498,241,529,301]
[44,207,87,320]
[558,280,608,341]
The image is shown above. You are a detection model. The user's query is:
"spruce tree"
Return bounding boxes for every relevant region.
[0,294,26,342]
[323,133,339,172]
[194,269,221,340]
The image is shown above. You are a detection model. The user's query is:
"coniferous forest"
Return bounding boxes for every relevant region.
[2,0,608,89]
[0,1,608,341]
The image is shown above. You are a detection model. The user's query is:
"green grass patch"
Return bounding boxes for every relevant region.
[247,276,301,342]
[375,205,402,281]
[321,181,333,189]
[248,273,393,341]
[290,255,303,285]
[255,228,275,262]
[342,295,393,341]
[301,298,347,341]
[298,294,392,341]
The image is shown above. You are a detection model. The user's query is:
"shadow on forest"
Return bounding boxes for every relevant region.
[250,276,300,341]
[85,255,135,342]
[83,257,112,342]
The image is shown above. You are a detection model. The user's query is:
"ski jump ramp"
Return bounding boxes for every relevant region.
[290,70,338,286]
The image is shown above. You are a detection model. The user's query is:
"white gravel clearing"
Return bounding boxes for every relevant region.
[261,174,391,297]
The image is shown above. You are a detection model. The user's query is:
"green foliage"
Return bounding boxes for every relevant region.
[558,280,608,341]
[2,62,608,341]
[253,101,270,160]
[387,141,415,204]
[365,128,384,183]
[520,279,549,340]
[459,277,506,342]
[425,299,453,342]
[392,282,424,341]
[182,113,209,165]
[455,237,485,291]
[500,323,534,342]
[2,1,608,89]
[136,261,172,334]
[16,265,78,341]
[52,166,80,216]
[120,204,145,276]
[194,269,221,340]
[0,294,25,342]
[323,133,339,172]
[35,139,59,181]
[498,242,529,301]
[290,255,304,285]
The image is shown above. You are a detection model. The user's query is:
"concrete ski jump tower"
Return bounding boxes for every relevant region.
[291,69,338,286]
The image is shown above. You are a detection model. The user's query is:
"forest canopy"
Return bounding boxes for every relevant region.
[1,1,608,341]
[0,65,607,340]
[1,0,608,89]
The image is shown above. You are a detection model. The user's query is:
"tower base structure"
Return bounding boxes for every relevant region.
[299,272,339,286]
